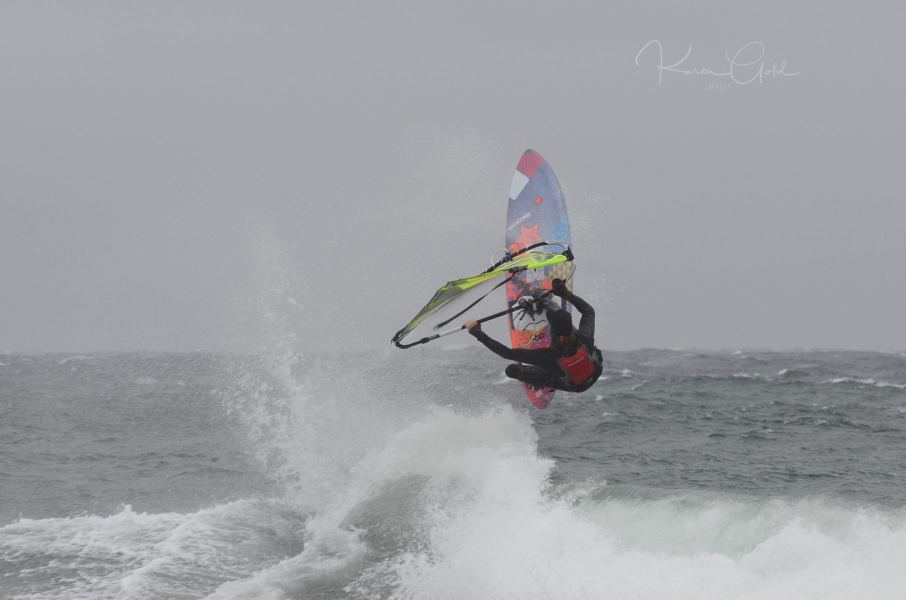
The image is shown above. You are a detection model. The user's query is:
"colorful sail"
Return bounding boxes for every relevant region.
[392,243,571,349]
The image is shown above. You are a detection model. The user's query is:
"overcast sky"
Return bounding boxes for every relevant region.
[2,1,904,353]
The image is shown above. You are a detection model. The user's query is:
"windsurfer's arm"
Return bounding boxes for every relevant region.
[465,321,535,362]
[552,279,595,343]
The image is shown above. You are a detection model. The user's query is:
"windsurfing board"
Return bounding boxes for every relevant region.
[504,149,573,408]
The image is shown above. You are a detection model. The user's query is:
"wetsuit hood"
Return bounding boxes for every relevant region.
[548,309,573,336]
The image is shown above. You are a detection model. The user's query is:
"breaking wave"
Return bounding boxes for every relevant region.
[5,403,906,600]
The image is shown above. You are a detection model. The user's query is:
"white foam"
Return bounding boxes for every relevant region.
[1,505,181,599]
[0,500,305,600]
[9,402,906,600]
[198,407,540,599]
[335,408,906,600]
[120,500,304,600]
[390,471,906,598]
[732,372,762,379]
[205,403,906,600]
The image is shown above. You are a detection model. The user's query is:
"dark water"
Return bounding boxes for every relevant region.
[2,349,906,599]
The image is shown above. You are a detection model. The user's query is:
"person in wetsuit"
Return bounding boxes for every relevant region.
[464,278,603,392]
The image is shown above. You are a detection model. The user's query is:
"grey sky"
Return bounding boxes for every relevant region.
[2,1,904,353]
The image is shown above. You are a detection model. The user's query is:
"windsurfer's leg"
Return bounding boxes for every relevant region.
[505,364,562,389]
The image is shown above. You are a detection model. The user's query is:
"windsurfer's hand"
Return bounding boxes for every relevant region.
[551,278,567,296]
[464,320,481,333]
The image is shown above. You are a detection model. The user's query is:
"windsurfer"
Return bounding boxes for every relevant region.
[464,278,603,392]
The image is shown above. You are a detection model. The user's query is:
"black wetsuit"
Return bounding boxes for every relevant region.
[469,290,603,392]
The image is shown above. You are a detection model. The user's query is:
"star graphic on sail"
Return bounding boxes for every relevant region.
[508,223,543,254]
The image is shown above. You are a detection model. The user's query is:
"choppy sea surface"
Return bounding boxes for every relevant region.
[2,349,906,599]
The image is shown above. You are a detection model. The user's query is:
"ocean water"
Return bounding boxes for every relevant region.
[2,348,906,599]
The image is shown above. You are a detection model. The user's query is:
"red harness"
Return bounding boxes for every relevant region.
[558,344,598,385]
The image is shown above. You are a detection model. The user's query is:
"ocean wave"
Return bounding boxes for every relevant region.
[825,377,906,390]
[352,409,906,600]
[203,407,906,600]
[6,402,906,600]
[56,354,96,365]
[777,368,810,378]
[732,372,764,380]
[9,348,906,600]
